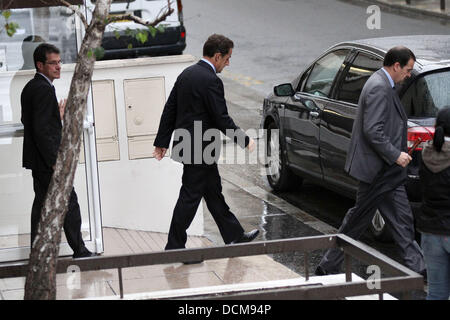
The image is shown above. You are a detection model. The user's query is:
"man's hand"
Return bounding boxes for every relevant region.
[153,147,167,161]
[59,98,67,119]
[396,152,412,168]
[247,138,256,153]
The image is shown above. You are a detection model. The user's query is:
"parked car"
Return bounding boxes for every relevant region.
[261,35,450,240]
[86,0,186,60]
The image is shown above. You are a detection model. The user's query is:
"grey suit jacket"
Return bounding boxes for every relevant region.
[344,69,408,184]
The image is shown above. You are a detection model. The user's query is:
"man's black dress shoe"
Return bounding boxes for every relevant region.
[420,269,427,284]
[231,229,260,244]
[314,265,329,276]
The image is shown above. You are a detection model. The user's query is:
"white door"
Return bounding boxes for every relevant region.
[0,118,103,262]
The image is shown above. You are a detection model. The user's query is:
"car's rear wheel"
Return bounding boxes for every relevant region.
[265,122,302,191]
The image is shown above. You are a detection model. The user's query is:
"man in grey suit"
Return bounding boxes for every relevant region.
[316,46,425,275]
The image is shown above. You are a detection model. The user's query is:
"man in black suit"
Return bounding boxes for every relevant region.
[21,43,93,258]
[316,46,425,275]
[153,34,259,255]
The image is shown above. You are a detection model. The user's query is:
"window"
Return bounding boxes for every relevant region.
[0,7,78,72]
[401,70,450,117]
[337,52,382,105]
[303,50,348,98]
[296,67,311,92]
[0,7,78,128]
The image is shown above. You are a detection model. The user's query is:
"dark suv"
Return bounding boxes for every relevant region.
[261,35,450,240]
[87,0,186,59]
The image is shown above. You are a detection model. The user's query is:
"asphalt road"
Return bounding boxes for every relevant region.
[183,0,450,96]
[182,0,448,287]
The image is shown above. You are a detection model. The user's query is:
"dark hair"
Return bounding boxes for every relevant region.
[202,34,234,58]
[33,43,60,70]
[22,35,45,51]
[383,46,416,67]
[433,107,450,152]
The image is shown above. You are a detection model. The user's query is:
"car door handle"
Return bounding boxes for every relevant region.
[310,111,320,118]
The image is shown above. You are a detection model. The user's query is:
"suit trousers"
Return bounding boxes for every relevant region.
[165,164,245,250]
[319,182,425,274]
[31,170,88,255]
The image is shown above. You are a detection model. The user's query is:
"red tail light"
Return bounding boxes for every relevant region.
[181,31,186,39]
[407,126,435,152]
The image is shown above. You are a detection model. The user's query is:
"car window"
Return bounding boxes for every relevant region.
[303,50,348,98]
[337,52,383,105]
[401,70,450,117]
[296,67,312,92]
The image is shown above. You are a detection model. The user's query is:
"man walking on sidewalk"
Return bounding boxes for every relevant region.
[153,34,259,258]
[316,46,425,276]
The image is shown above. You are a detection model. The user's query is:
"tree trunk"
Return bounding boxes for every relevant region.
[24,0,112,300]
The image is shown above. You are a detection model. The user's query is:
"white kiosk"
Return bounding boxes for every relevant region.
[0,1,202,262]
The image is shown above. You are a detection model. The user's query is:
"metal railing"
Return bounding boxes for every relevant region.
[0,234,424,300]
[0,123,24,138]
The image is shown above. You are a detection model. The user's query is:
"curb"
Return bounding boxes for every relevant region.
[344,0,450,21]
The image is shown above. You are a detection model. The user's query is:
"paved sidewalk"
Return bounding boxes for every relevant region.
[0,228,302,300]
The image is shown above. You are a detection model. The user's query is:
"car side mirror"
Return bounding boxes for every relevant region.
[274,83,295,97]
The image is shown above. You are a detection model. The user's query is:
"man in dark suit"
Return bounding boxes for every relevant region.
[316,46,425,275]
[21,43,93,258]
[153,34,259,256]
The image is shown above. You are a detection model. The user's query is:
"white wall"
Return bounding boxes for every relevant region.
[0,55,203,244]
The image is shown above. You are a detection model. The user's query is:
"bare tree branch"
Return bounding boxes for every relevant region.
[107,0,174,27]
[55,0,89,29]
[3,0,15,10]
[154,1,173,21]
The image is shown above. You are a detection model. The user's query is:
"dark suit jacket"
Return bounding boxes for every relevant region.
[345,69,408,184]
[21,73,62,172]
[154,60,249,165]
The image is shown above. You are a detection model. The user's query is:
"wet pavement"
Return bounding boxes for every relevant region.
[203,171,427,299]
[202,178,324,275]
